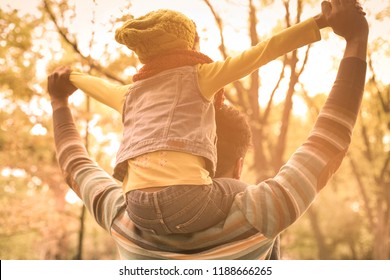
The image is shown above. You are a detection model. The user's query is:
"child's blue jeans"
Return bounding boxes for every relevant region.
[125,178,247,235]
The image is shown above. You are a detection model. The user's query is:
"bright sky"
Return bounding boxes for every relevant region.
[1,0,389,113]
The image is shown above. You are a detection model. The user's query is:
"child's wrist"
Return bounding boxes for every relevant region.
[313,13,328,29]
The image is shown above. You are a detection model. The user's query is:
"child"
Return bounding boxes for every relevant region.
[69,9,325,235]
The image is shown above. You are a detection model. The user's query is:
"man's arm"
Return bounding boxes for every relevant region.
[48,67,125,231]
[235,0,368,237]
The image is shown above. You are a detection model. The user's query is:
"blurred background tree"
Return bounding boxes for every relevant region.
[0,0,388,259]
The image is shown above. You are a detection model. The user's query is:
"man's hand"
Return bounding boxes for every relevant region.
[322,0,368,42]
[48,66,77,109]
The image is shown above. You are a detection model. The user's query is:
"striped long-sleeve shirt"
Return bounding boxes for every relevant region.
[53,57,366,259]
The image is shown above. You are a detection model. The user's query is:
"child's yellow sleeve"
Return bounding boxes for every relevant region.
[198,17,321,100]
[69,72,130,113]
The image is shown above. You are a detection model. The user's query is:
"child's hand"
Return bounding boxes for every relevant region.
[314,2,331,29]
[47,66,77,102]
[314,1,366,30]
[324,0,368,42]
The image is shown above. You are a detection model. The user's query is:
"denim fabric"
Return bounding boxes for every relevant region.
[126,178,248,234]
[114,66,217,182]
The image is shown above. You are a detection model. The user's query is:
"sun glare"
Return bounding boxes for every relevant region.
[30,123,48,136]
[65,189,82,205]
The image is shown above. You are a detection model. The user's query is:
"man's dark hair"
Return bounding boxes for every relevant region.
[215,104,252,177]
[215,105,280,259]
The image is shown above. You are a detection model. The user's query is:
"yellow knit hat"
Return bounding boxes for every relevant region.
[115,9,196,63]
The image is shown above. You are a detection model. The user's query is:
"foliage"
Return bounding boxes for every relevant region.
[0,0,389,259]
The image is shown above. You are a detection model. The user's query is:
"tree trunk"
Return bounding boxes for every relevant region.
[307,207,331,259]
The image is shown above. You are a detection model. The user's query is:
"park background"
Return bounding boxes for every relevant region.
[0,0,389,259]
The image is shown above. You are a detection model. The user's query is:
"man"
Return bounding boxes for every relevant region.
[48,0,368,259]
[214,104,282,259]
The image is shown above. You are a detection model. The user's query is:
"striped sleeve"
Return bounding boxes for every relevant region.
[53,107,125,231]
[235,57,367,238]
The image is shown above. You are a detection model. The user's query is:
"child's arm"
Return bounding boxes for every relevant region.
[70,72,130,113]
[198,17,321,100]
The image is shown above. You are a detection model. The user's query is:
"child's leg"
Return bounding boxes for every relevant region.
[170,178,248,233]
[125,178,248,235]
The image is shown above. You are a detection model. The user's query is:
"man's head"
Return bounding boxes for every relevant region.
[215,105,252,179]
[115,9,197,63]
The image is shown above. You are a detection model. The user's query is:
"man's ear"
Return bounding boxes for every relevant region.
[233,157,244,180]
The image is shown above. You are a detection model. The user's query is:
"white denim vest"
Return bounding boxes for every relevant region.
[113,66,217,181]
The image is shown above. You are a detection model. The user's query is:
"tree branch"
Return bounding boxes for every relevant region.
[297,44,311,77]
[377,151,390,185]
[248,0,260,119]
[368,53,389,113]
[202,0,249,111]
[348,155,376,230]
[299,81,320,117]
[283,0,291,27]
[203,0,228,58]
[43,0,127,85]
[261,58,287,127]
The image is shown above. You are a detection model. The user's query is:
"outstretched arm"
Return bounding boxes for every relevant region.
[198,17,321,100]
[69,71,130,113]
[199,0,366,100]
[235,0,368,237]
